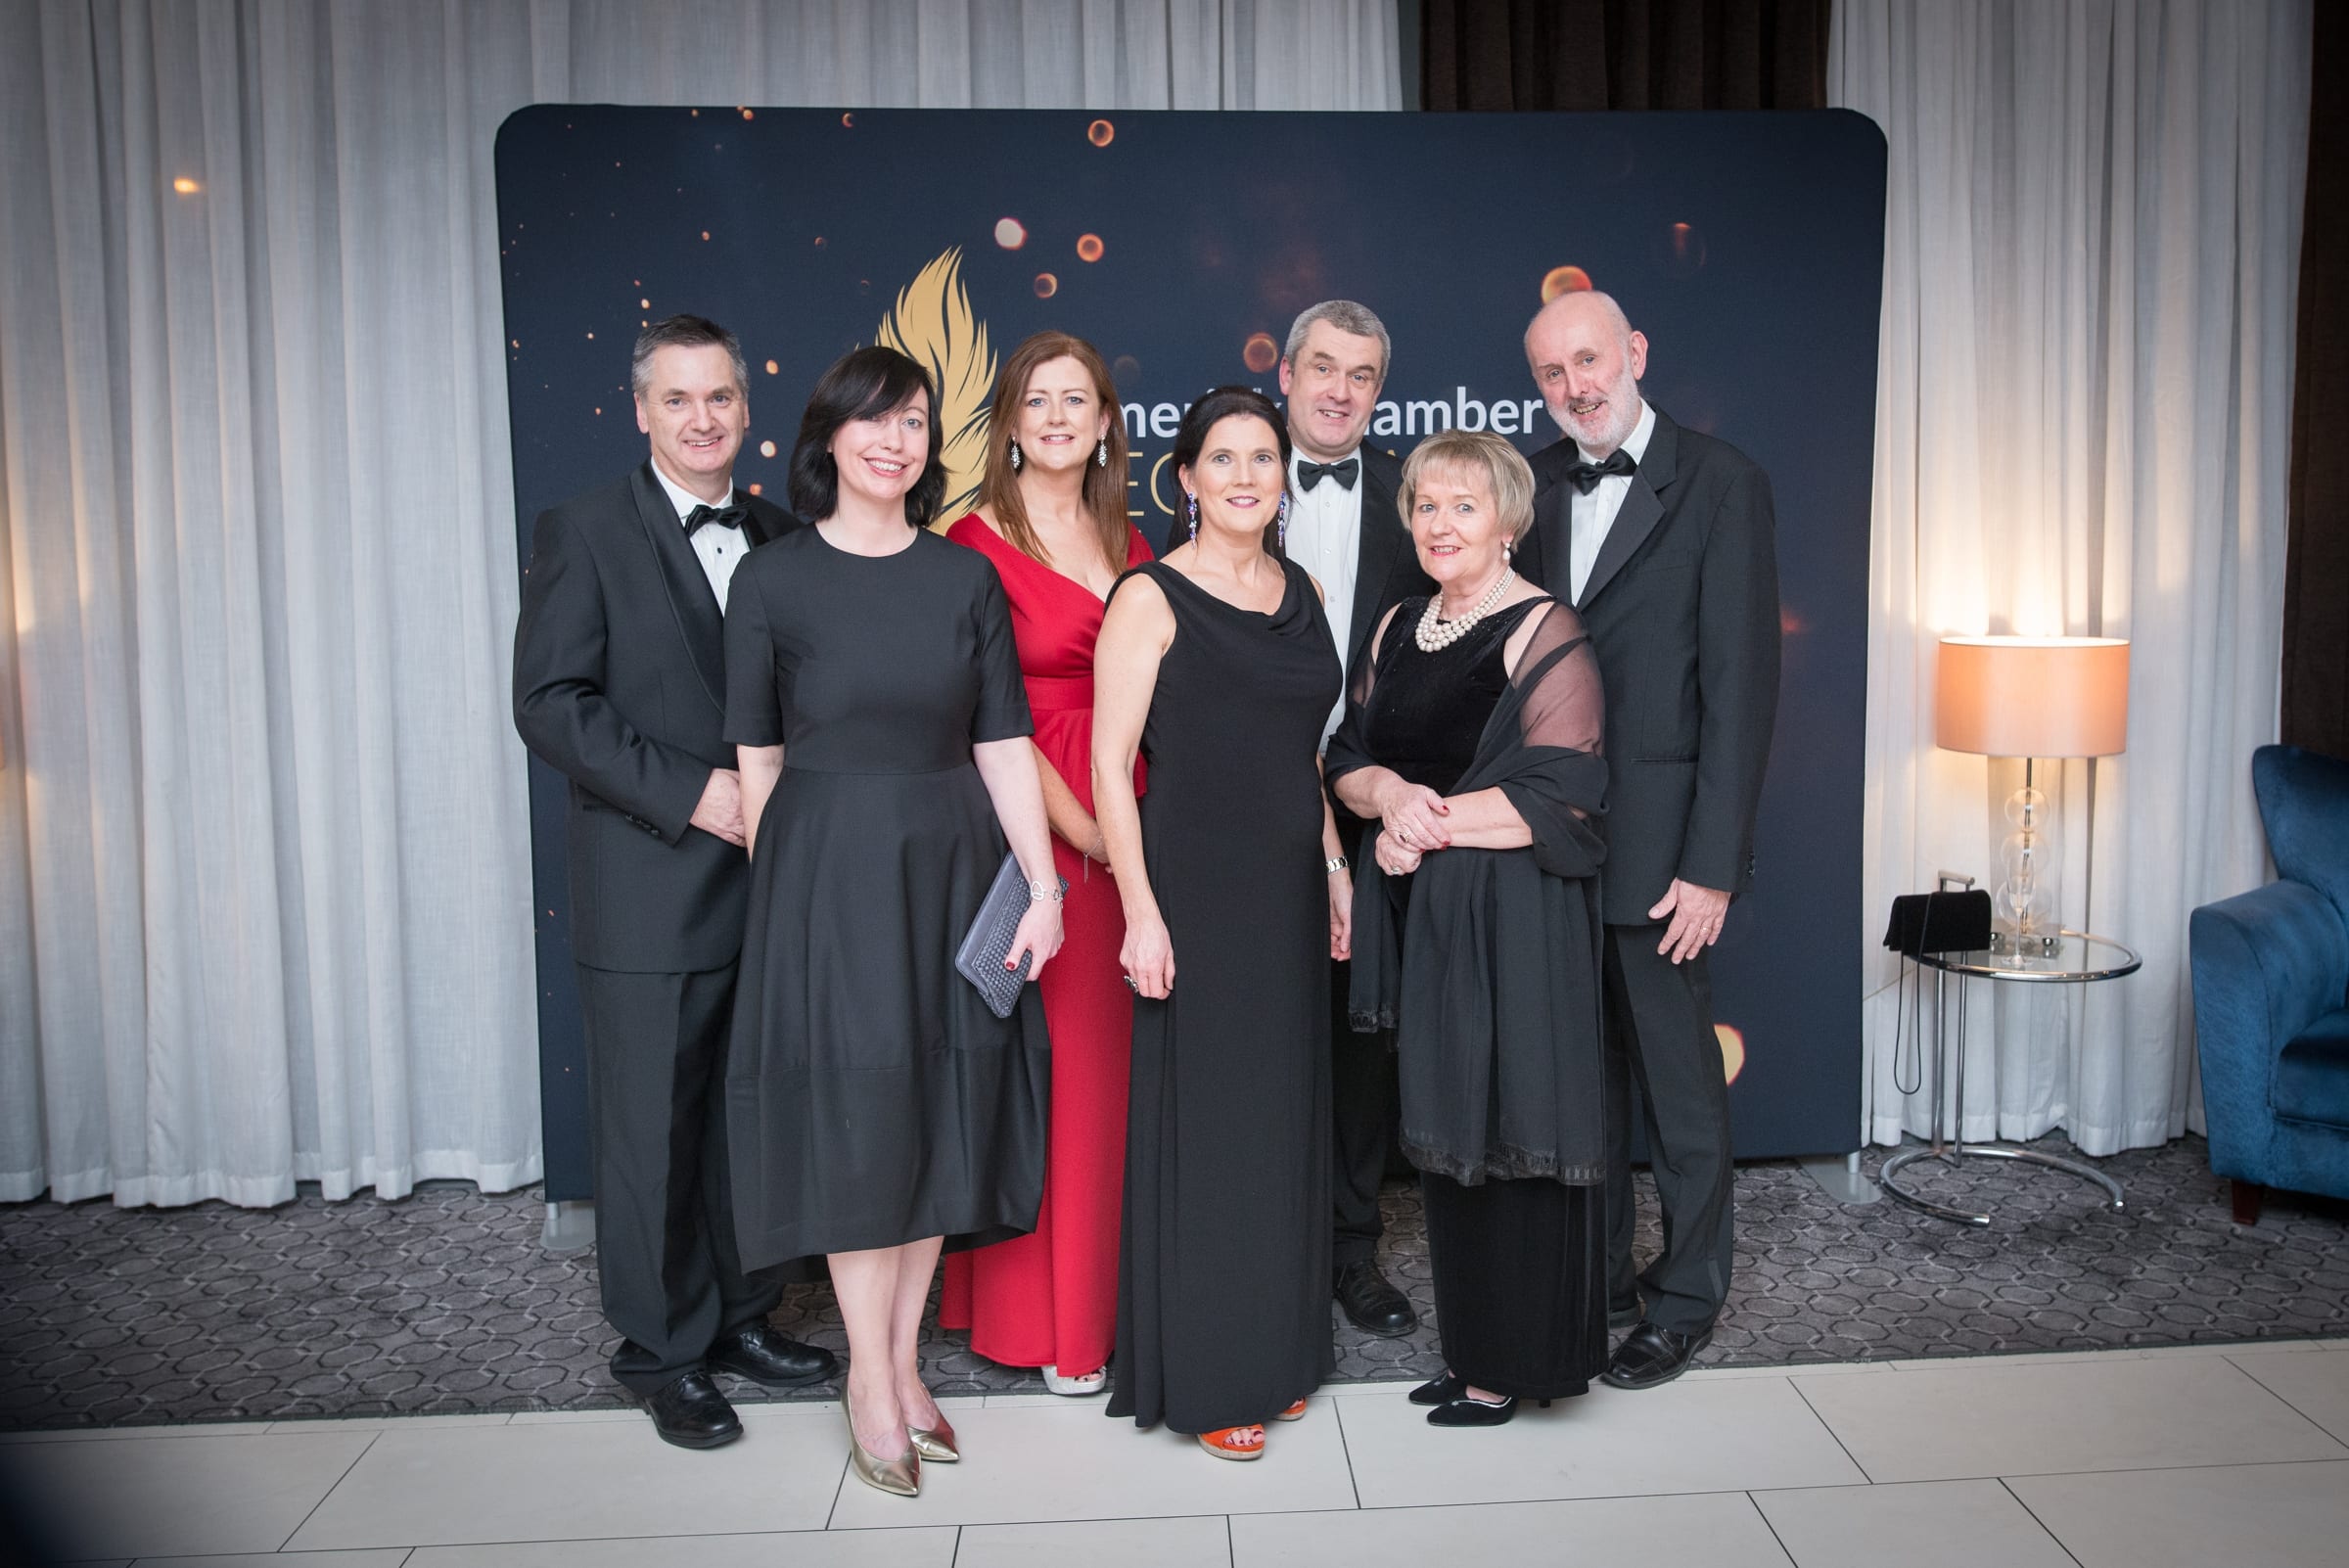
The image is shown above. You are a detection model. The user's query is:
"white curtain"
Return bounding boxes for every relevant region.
[1831,0,2311,1155]
[0,0,1404,1208]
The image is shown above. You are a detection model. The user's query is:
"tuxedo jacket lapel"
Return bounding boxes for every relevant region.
[628,463,726,717]
[1578,410,1680,611]
[1350,457,1404,673]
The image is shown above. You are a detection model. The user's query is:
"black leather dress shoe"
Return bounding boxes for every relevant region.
[644,1371,743,1449]
[1602,1322,1713,1391]
[709,1324,837,1387]
[1607,1294,1643,1330]
[1335,1260,1418,1337]
[1425,1392,1518,1427]
[1408,1369,1465,1407]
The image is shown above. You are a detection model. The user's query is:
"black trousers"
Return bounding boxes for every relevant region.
[1328,955,1398,1270]
[576,961,781,1395]
[1601,928,1735,1335]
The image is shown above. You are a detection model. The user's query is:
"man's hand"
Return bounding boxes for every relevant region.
[689,768,747,847]
[1649,879,1729,965]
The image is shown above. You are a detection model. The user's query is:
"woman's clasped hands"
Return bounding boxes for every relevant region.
[1373,777,1450,877]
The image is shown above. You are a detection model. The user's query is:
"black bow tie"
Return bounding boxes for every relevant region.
[1296,456,1359,493]
[684,502,746,536]
[1563,448,1637,494]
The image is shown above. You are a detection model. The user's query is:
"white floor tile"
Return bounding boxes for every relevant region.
[1689,1360,1894,1381]
[2231,1349,2349,1445]
[1233,1492,1789,1567]
[124,1552,411,1568]
[827,1403,1356,1530]
[1753,1478,2074,1568]
[0,1420,277,1444]
[283,1408,847,1548]
[264,1411,515,1434]
[405,1527,956,1567]
[1885,1351,2122,1371]
[957,1513,1233,1568]
[0,1430,373,1559]
[1794,1354,2347,1483]
[2008,1458,2349,1568]
[499,1405,645,1425]
[1334,1377,1864,1508]
[2191,1336,2339,1357]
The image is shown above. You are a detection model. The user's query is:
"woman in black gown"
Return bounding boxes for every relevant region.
[1327,429,1610,1426]
[1091,387,1350,1460]
[724,347,1062,1497]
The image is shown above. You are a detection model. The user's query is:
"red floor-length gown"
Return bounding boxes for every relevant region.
[939,512,1152,1374]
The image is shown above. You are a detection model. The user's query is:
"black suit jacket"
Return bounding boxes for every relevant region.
[1322,444,1437,857]
[513,462,798,971]
[1513,408,1780,926]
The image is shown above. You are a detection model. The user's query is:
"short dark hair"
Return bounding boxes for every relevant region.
[787,346,947,527]
[631,314,750,402]
[1171,386,1292,498]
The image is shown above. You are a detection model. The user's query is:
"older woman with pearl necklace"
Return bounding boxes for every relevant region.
[1327,429,1611,1427]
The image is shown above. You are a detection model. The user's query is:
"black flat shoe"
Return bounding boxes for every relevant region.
[1335,1260,1418,1338]
[709,1324,838,1387]
[644,1371,743,1449]
[1601,1322,1713,1391]
[1408,1370,1465,1407]
[1426,1392,1518,1427]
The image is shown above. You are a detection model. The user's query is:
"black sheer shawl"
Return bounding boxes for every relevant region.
[1326,599,1609,1186]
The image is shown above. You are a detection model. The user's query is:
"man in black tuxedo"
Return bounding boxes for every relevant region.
[513,315,834,1448]
[1513,291,1780,1390]
[1279,300,1437,1338]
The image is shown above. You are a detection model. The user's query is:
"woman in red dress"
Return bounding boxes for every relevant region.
[942,332,1151,1394]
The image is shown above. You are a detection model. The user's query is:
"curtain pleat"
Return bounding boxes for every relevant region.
[0,0,1404,1208]
[1832,0,2312,1155]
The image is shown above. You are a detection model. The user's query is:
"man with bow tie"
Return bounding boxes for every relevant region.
[514,315,833,1448]
[1277,300,1436,1341]
[1513,291,1781,1393]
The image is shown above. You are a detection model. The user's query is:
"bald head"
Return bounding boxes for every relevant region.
[1525,289,1647,455]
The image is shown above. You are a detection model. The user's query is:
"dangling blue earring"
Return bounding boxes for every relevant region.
[1185,492,1199,542]
[1276,491,1291,554]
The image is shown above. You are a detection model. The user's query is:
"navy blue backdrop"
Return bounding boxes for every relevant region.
[495,106,1885,1200]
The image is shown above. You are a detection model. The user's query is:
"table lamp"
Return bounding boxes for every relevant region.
[1935,635,2130,952]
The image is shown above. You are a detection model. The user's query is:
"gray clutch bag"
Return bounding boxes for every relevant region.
[955,853,1065,1019]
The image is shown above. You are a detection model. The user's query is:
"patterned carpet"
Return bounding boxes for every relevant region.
[1,1132,2343,1432]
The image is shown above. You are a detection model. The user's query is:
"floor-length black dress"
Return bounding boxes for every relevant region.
[721,527,1050,1270]
[1352,600,1608,1402]
[1109,557,1343,1434]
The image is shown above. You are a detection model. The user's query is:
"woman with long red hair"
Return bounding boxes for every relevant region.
[940,333,1151,1395]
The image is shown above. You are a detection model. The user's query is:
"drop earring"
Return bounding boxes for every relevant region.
[1276,491,1290,554]
[1185,492,1199,542]
[1007,439,1023,473]
[1096,438,1109,468]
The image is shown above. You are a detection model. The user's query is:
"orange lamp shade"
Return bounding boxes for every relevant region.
[1936,636,2130,758]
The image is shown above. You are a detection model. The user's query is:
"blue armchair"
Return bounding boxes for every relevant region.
[2191,744,2349,1223]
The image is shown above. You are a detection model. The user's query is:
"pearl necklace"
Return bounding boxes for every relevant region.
[1415,568,1515,652]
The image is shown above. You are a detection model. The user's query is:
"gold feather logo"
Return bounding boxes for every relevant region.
[873,247,996,528]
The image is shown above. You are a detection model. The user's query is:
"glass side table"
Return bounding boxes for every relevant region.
[1880,930,2142,1226]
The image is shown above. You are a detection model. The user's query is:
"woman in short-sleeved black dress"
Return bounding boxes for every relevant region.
[724,347,1062,1499]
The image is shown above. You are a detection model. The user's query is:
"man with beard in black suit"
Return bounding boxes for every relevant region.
[514,315,834,1448]
[1278,300,1437,1340]
[1512,290,1780,1391]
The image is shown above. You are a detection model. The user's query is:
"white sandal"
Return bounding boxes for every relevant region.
[1041,1363,1109,1397]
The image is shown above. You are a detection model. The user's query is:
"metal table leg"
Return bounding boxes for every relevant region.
[1879,966,2126,1223]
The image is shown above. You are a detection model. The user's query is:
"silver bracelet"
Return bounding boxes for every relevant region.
[1325,855,1349,874]
[1029,879,1064,903]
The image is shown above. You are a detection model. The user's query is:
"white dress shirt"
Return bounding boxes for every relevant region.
[652,461,746,612]
[1568,398,1658,605]
[1286,447,1363,747]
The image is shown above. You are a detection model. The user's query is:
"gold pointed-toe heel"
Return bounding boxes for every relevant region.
[844,1402,921,1497]
[906,1410,959,1462]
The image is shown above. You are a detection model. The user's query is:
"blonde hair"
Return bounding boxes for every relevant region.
[1398,430,1537,544]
